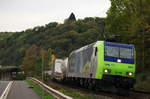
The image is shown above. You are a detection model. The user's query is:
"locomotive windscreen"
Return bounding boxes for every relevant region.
[120,47,134,59]
[105,46,134,59]
[104,41,134,64]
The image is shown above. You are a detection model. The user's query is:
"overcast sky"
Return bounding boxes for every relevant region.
[0,0,111,32]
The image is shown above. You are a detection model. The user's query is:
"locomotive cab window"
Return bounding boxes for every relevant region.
[95,47,97,56]
[105,46,134,59]
[120,48,133,59]
[105,46,119,57]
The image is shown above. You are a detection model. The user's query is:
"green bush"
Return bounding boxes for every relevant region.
[134,73,150,92]
[12,73,26,80]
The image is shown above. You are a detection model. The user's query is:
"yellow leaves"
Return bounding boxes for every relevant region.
[40,50,48,57]
[51,55,56,62]
[21,44,55,76]
[145,24,150,32]
[26,44,40,57]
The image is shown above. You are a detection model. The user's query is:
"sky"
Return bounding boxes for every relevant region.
[0,0,111,32]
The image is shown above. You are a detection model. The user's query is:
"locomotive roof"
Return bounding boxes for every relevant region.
[105,41,135,48]
[69,41,135,56]
[70,42,96,55]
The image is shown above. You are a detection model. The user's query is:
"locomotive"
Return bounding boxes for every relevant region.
[52,41,136,92]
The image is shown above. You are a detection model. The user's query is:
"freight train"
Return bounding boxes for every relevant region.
[52,41,136,93]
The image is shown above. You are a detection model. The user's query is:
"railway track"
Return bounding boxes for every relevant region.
[131,90,150,95]
[129,90,150,99]
[44,78,150,99]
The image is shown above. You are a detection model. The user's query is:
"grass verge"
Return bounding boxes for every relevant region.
[56,88,93,99]
[44,80,94,99]
[26,80,54,99]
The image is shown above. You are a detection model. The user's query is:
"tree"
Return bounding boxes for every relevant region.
[64,13,76,23]
[0,14,105,67]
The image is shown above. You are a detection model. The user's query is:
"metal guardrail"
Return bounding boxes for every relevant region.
[0,66,18,71]
[28,77,73,99]
[0,81,13,99]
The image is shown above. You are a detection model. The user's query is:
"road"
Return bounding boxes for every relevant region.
[0,81,9,97]
[7,81,41,99]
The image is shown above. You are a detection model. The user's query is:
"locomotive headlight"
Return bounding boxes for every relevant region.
[104,69,111,73]
[104,69,108,73]
[128,72,133,76]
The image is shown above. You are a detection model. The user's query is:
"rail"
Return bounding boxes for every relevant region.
[131,89,150,95]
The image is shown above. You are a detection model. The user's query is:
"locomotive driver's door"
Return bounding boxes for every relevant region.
[90,47,98,78]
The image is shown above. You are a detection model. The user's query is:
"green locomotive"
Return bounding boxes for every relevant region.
[67,41,135,90]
